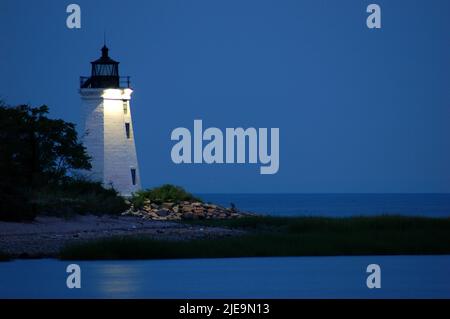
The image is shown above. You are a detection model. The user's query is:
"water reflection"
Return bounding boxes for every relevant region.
[1,256,450,298]
[91,263,141,298]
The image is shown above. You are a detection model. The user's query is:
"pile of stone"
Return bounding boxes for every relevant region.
[122,200,255,221]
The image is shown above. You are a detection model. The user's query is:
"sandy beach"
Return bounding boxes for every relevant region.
[0,215,243,258]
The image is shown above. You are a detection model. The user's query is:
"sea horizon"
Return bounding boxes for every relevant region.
[198,193,450,217]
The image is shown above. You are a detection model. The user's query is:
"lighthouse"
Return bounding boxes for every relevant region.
[79,45,141,196]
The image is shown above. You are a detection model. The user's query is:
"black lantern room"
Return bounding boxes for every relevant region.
[80,45,130,89]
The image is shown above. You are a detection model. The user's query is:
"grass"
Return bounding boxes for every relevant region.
[1,177,129,221]
[59,215,450,260]
[34,178,128,217]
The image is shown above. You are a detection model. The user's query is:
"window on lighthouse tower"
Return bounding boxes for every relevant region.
[131,168,137,185]
[125,122,130,139]
[123,101,128,114]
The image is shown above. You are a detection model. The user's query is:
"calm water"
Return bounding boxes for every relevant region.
[2,195,449,299]
[0,255,449,298]
[200,193,450,217]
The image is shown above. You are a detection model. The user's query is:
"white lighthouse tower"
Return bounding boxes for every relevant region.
[79,45,141,196]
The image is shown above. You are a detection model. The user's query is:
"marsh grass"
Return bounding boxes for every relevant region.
[60,215,450,260]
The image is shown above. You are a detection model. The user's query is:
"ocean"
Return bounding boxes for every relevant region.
[199,193,450,217]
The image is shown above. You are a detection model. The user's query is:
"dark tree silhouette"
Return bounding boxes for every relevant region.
[0,102,91,220]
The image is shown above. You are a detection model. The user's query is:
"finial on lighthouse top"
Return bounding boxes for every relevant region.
[101,45,109,58]
[101,31,109,57]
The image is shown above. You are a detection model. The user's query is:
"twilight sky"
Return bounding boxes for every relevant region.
[1,0,450,193]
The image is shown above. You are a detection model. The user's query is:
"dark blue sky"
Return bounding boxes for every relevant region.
[1,0,450,193]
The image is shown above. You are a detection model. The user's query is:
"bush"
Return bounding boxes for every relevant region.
[0,184,36,221]
[34,178,129,217]
[131,184,202,209]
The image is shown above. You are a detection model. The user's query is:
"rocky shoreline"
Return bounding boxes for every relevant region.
[123,200,256,221]
[0,200,258,259]
[0,215,246,259]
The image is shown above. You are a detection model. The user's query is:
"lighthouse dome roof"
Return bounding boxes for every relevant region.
[91,45,119,65]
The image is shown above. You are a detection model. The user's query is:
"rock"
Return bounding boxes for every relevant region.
[193,207,204,214]
[182,206,193,213]
[122,199,257,221]
[162,202,174,209]
[155,209,170,217]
